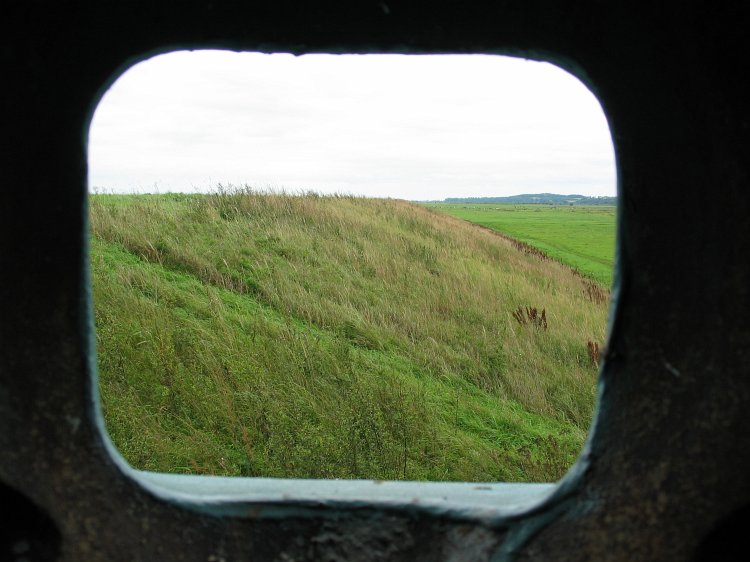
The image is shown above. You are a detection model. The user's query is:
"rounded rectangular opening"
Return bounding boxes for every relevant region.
[88,51,616,486]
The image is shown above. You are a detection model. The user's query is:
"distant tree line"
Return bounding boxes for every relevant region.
[439,193,617,206]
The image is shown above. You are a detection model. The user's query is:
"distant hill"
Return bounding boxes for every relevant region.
[439,194,617,206]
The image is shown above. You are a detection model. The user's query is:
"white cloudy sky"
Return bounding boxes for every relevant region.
[88,51,616,200]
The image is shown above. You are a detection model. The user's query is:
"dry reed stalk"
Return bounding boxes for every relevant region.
[512,306,548,330]
[587,340,600,367]
[583,280,609,305]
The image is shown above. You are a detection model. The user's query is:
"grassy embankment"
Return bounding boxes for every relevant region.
[425,204,615,287]
[90,190,609,482]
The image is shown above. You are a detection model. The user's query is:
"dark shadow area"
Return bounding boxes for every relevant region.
[0,481,61,562]
[693,504,750,562]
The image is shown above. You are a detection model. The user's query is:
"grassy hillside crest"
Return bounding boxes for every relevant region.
[90,189,608,482]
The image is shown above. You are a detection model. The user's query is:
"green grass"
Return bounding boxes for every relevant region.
[90,189,609,482]
[423,204,616,287]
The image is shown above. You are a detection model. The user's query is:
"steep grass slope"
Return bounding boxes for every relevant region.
[90,190,609,482]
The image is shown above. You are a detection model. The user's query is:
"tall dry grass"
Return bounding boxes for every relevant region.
[90,187,609,481]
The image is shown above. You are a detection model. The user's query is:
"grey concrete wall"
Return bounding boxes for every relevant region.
[1,1,749,560]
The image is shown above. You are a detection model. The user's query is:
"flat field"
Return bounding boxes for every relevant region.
[424,204,616,287]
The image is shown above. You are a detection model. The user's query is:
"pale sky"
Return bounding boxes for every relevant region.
[88,51,616,200]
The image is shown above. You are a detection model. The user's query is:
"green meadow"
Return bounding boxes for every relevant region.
[90,190,610,482]
[424,204,616,287]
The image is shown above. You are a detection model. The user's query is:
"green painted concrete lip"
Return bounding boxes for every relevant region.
[134,469,557,523]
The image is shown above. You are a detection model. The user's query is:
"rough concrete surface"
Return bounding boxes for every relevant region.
[1,1,749,560]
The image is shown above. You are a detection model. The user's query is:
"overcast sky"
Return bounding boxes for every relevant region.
[88,51,616,200]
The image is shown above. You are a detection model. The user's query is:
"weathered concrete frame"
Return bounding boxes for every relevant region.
[1,1,749,560]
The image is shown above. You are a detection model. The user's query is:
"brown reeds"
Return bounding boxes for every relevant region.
[512,306,548,330]
[583,280,609,305]
[587,340,600,367]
